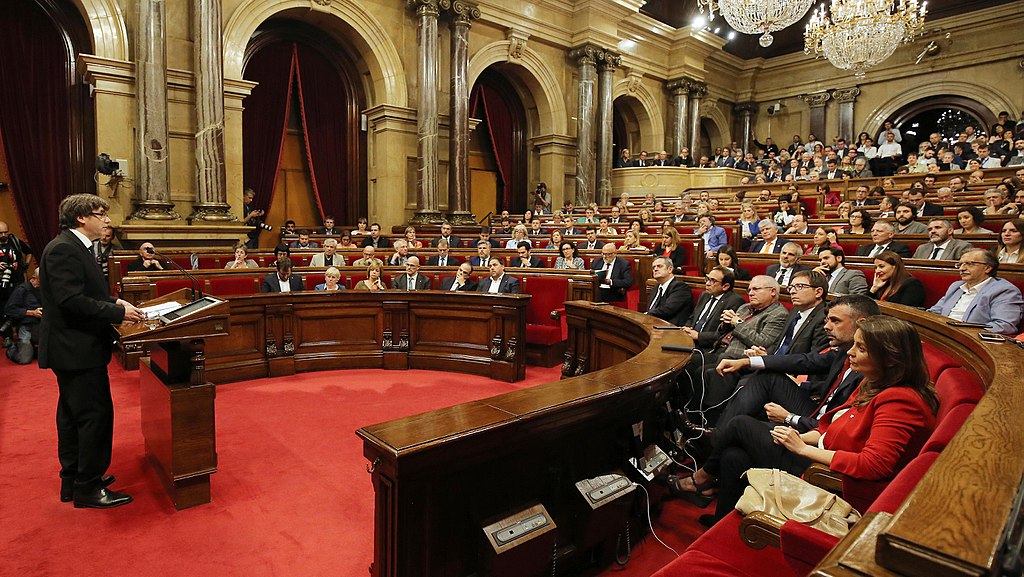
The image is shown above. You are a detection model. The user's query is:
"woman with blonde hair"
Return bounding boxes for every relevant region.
[404,226,424,249]
[315,267,347,291]
[354,262,385,291]
[620,230,649,252]
[505,224,532,249]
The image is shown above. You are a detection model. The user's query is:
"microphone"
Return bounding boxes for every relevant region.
[147,247,204,301]
[661,344,694,353]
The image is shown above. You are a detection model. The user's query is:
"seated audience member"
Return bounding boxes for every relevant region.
[477,226,501,248]
[682,267,746,349]
[353,262,385,291]
[596,217,617,236]
[697,214,728,258]
[983,188,1009,216]
[869,251,925,307]
[404,226,424,249]
[784,214,810,235]
[620,230,648,253]
[715,246,750,281]
[928,249,1024,334]
[561,216,582,236]
[338,233,356,250]
[934,186,954,204]
[426,239,461,267]
[893,202,929,235]
[273,243,291,262]
[314,267,347,291]
[750,220,786,254]
[4,268,42,364]
[677,316,937,527]
[772,195,796,228]
[592,243,633,303]
[310,238,346,268]
[576,226,604,251]
[913,219,973,261]
[261,258,304,293]
[645,256,694,326]
[766,242,808,286]
[224,243,259,269]
[386,239,410,266]
[352,246,383,268]
[391,256,430,290]
[847,208,873,235]
[875,195,897,218]
[955,206,995,236]
[126,242,164,273]
[909,189,943,218]
[998,219,1024,264]
[850,185,877,207]
[805,226,834,255]
[856,221,912,258]
[820,183,842,206]
[92,225,119,278]
[655,228,688,274]
[513,242,544,268]
[440,262,478,292]
[317,216,340,236]
[361,223,392,248]
[430,222,462,248]
[815,246,869,295]
[283,220,297,235]
[351,217,369,236]
[505,225,532,249]
[737,203,761,250]
[290,230,320,250]
[546,229,563,250]
[469,240,492,267]
[477,257,520,294]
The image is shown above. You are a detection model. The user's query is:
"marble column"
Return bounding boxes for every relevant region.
[665,78,691,155]
[410,0,443,225]
[445,1,479,226]
[570,44,601,207]
[595,50,619,206]
[734,102,758,154]
[131,0,178,220]
[688,82,707,158]
[831,87,860,142]
[799,91,831,144]
[190,0,233,222]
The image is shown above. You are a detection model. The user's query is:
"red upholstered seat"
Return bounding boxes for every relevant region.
[155,279,193,297]
[304,273,325,290]
[208,276,257,296]
[197,256,219,269]
[933,367,985,420]
[913,269,960,309]
[522,276,568,346]
[866,451,940,514]
[920,342,959,383]
[921,403,976,454]
[655,512,793,577]
[744,260,769,277]
[348,273,366,288]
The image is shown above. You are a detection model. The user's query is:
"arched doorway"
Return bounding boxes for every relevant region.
[882,96,995,157]
[469,67,528,215]
[613,95,646,159]
[0,0,95,251]
[242,19,366,242]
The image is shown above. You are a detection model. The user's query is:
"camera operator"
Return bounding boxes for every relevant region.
[242,188,271,249]
[532,183,551,214]
[4,268,41,364]
[0,221,33,342]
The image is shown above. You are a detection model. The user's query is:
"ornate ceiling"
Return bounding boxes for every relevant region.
[638,0,1015,59]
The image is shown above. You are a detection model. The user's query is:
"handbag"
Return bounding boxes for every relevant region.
[735,468,861,538]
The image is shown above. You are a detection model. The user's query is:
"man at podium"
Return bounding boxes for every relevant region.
[39,194,145,509]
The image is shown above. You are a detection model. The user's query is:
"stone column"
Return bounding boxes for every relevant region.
[799,91,831,144]
[688,81,707,158]
[595,50,619,206]
[190,0,234,222]
[831,87,860,142]
[734,102,758,154]
[665,78,691,155]
[569,44,601,207]
[445,1,479,226]
[409,0,443,225]
[131,0,178,220]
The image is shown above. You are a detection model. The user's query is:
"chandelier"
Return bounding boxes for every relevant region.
[805,0,927,75]
[697,0,815,47]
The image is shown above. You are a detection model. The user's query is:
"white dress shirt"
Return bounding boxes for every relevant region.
[949,277,993,321]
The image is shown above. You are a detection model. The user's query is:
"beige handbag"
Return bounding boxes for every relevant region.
[735,468,861,537]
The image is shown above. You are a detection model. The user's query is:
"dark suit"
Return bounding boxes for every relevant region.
[511,256,545,268]
[316,227,341,235]
[655,244,689,274]
[261,273,304,293]
[685,291,747,349]
[672,155,693,167]
[577,240,604,251]
[430,235,463,248]
[391,274,432,290]
[468,255,491,267]
[361,236,392,249]
[592,257,633,302]
[440,277,478,292]
[749,237,787,254]
[646,278,694,326]
[918,202,944,217]
[39,230,128,491]
[477,275,520,294]
[426,254,462,267]
[765,264,810,285]
[774,302,828,356]
[856,241,912,258]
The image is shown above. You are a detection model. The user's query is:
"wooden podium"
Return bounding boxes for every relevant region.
[118,289,230,509]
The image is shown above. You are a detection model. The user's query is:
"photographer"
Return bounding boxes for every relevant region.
[0,220,33,341]
[4,268,41,364]
[242,188,271,249]
[532,183,551,214]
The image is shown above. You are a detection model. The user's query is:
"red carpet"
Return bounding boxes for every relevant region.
[0,356,705,576]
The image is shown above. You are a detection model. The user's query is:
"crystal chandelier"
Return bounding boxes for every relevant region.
[697,0,815,47]
[805,0,927,75]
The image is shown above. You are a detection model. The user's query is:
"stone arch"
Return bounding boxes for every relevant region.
[861,81,1016,137]
[701,101,731,148]
[68,0,129,60]
[468,42,567,136]
[613,78,664,152]
[223,0,408,107]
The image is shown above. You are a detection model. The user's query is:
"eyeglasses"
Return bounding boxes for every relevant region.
[956,261,988,268]
[89,212,110,220]
[704,277,722,285]
[748,286,773,293]
[786,283,813,292]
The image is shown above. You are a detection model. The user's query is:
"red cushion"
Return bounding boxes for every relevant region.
[525,325,562,346]
[155,279,193,297]
[867,451,939,514]
[933,367,984,420]
[921,403,975,454]
[914,269,960,309]
[658,512,792,577]
[779,520,839,577]
[208,277,257,296]
[921,342,959,383]
[197,256,219,269]
[522,276,568,326]
[744,261,769,276]
[305,273,325,290]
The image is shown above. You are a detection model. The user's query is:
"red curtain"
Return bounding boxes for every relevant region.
[242,42,297,214]
[294,44,351,225]
[0,0,73,252]
[470,76,526,213]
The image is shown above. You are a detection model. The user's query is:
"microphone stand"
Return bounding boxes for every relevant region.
[147,248,204,301]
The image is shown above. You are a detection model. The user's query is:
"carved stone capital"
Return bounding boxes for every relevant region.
[689,81,708,98]
[408,0,440,18]
[624,71,643,95]
[569,44,603,68]
[734,101,758,115]
[312,0,331,5]
[800,91,831,108]
[447,0,480,26]
[831,87,861,103]
[598,50,621,71]
[506,29,529,61]
[666,77,693,96]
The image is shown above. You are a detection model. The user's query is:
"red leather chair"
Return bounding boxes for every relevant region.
[522,276,568,366]
[208,276,258,296]
[155,279,193,297]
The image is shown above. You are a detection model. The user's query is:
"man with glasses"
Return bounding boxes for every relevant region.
[39,195,145,508]
[126,242,164,273]
[682,267,745,349]
[644,257,693,326]
[352,246,383,268]
[391,256,430,290]
[928,249,1023,334]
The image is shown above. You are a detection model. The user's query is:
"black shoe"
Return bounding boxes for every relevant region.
[698,514,717,528]
[677,410,714,436]
[61,475,116,502]
[73,487,132,509]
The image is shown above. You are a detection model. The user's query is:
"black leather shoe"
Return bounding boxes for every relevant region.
[72,487,132,509]
[676,409,715,436]
[61,475,116,502]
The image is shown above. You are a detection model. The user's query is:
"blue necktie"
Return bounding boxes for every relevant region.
[775,312,801,355]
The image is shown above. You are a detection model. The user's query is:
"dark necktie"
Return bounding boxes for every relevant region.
[439,257,446,267]
[648,286,664,312]
[408,276,416,290]
[776,268,788,285]
[775,312,801,355]
[811,358,854,419]
[929,246,941,259]
[694,297,718,331]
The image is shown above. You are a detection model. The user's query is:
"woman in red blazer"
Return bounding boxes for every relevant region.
[673,316,938,526]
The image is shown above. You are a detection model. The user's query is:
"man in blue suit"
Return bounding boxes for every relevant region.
[749,220,786,254]
[928,249,1023,335]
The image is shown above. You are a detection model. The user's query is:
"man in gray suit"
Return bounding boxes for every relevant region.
[928,249,1024,335]
[814,246,869,295]
[391,256,432,290]
[912,219,973,261]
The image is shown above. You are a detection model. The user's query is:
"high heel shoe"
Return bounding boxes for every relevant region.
[666,473,718,507]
